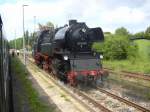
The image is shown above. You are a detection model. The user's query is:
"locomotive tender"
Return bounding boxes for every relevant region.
[33,20,108,86]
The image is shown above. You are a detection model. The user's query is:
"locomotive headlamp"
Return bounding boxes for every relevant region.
[64,55,68,60]
[81,28,86,33]
[100,55,103,59]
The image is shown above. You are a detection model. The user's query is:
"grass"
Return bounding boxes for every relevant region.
[135,39,150,61]
[60,93,70,102]
[103,39,150,74]
[11,57,56,112]
[103,60,150,74]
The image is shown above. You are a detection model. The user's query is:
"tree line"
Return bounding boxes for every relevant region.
[9,21,54,50]
[93,27,150,60]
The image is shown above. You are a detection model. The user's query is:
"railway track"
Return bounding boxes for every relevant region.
[122,71,150,81]
[96,87,150,112]
[26,57,112,112]
[24,57,150,112]
[104,68,150,81]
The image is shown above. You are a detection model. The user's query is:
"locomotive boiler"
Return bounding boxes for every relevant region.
[33,20,108,86]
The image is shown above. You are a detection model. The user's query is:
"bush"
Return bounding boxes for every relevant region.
[93,34,138,60]
[104,36,128,60]
[92,42,104,53]
[127,42,138,60]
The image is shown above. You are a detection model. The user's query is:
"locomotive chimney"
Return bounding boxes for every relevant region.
[69,20,77,26]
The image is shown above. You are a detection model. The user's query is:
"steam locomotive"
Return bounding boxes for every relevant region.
[33,20,108,86]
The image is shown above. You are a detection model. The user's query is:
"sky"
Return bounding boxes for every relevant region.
[0,0,150,40]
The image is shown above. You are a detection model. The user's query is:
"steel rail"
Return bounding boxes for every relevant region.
[104,68,150,81]
[97,87,150,112]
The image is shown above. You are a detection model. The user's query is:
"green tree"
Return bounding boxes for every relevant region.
[9,37,23,49]
[25,30,29,47]
[103,36,129,60]
[145,26,150,39]
[93,28,138,60]
[115,27,129,37]
[38,21,54,31]
[9,21,55,50]
[46,21,54,28]
[134,31,145,38]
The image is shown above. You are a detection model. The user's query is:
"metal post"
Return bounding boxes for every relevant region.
[34,16,36,32]
[14,30,16,51]
[22,5,28,65]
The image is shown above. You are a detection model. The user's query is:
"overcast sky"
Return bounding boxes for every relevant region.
[0,0,150,40]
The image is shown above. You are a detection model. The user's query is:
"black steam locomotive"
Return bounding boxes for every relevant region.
[33,20,108,86]
[0,15,13,112]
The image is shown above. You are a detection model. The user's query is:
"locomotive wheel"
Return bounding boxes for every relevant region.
[51,59,60,77]
[69,80,77,87]
[52,67,57,75]
[39,61,43,69]
[37,62,43,69]
[50,65,57,79]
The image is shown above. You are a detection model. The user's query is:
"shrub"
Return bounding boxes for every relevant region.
[93,34,138,60]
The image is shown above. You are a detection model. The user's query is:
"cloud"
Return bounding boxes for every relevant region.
[0,0,67,40]
[0,0,150,40]
[102,6,145,24]
[101,0,147,9]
